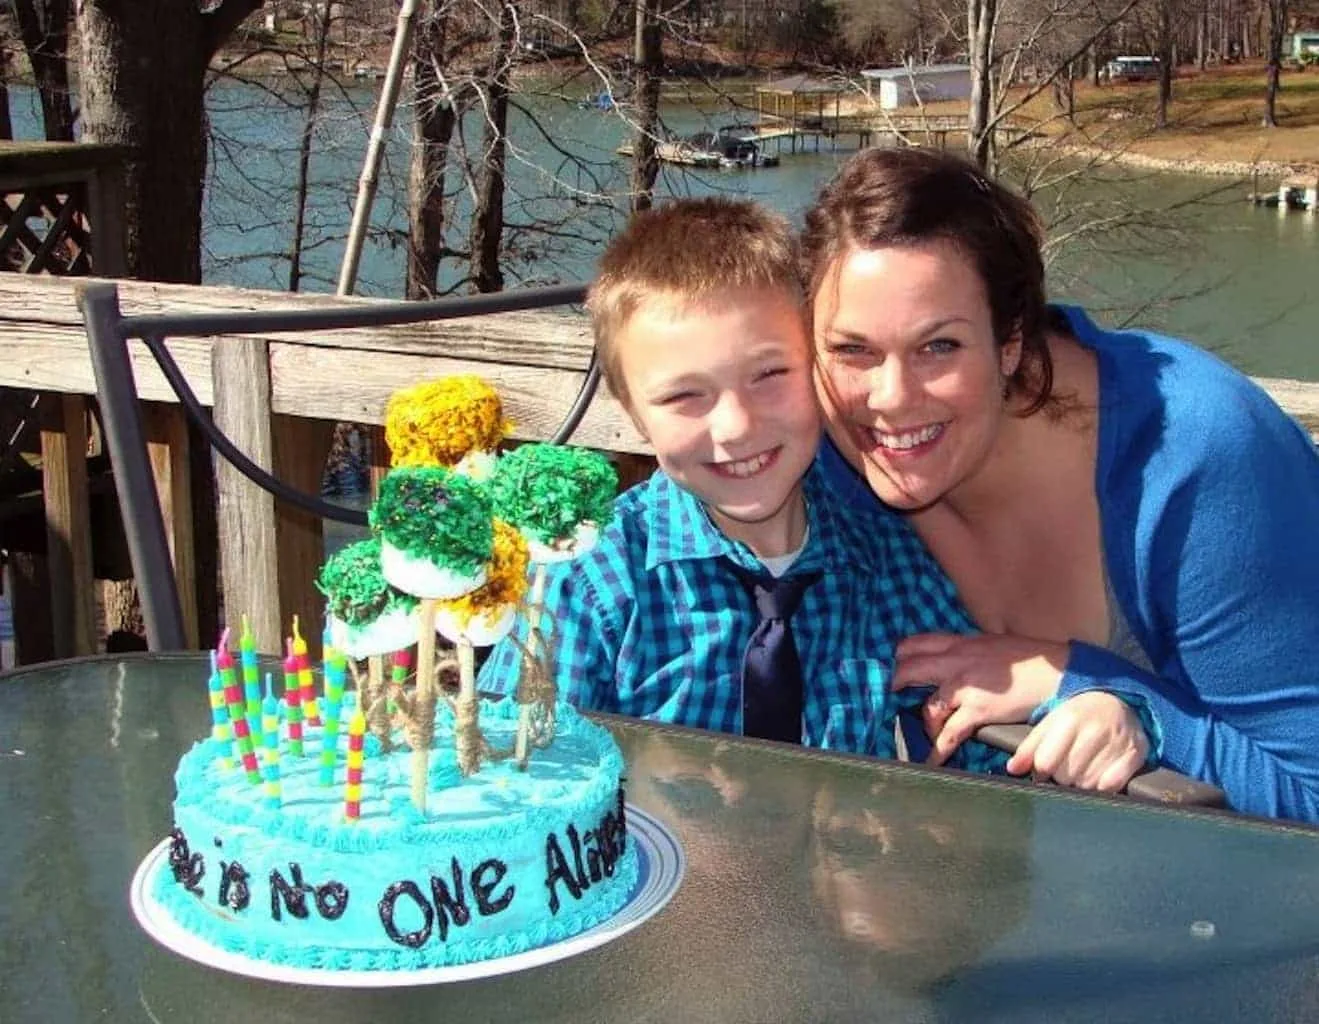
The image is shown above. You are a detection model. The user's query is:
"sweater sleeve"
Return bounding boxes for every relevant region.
[1065,376,1319,821]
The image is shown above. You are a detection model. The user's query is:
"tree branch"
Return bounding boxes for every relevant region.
[202,0,265,61]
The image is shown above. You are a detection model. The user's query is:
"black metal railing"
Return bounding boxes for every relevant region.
[79,280,595,651]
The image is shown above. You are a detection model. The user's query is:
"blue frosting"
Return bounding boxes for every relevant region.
[155,694,639,970]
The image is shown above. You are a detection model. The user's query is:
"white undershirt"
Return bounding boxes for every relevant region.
[756,527,810,578]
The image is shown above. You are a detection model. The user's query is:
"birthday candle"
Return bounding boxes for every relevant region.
[319,648,347,787]
[218,631,262,784]
[292,616,322,726]
[391,648,411,687]
[284,640,304,757]
[240,616,261,734]
[261,674,282,809]
[206,650,234,771]
[345,709,366,822]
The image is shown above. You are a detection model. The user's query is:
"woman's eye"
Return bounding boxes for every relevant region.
[825,341,867,358]
[924,337,960,355]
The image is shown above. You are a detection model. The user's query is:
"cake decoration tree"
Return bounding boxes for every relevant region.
[488,443,618,766]
[372,465,493,812]
[384,376,510,481]
[316,537,421,750]
[435,518,530,775]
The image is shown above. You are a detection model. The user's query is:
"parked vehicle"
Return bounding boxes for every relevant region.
[1102,56,1161,82]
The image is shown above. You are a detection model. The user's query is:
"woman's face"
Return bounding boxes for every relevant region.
[812,240,1021,512]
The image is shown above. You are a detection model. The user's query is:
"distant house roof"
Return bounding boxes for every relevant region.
[861,63,972,80]
[755,74,851,95]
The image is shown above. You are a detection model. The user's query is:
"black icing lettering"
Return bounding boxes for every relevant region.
[269,864,312,921]
[218,860,251,911]
[617,787,628,849]
[429,858,472,941]
[566,824,590,889]
[316,881,349,921]
[583,830,603,883]
[544,832,582,914]
[167,828,205,895]
[472,859,514,916]
[380,881,433,948]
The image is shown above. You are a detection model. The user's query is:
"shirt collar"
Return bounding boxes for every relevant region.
[643,458,859,576]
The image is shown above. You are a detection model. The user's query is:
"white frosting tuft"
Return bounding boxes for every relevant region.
[380,540,487,600]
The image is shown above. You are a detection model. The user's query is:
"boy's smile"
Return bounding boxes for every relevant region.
[617,286,821,557]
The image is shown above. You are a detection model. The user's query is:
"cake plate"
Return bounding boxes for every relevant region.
[129,804,683,987]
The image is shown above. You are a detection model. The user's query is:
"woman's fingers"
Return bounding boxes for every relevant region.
[925,705,981,767]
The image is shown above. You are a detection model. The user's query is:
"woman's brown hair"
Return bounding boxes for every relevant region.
[801,148,1054,412]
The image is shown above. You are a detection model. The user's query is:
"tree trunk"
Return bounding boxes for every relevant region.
[631,0,662,210]
[1155,0,1174,130]
[967,0,996,169]
[407,3,457,300]
[1263,0,1287,126]
[14,0,74,141]
[0,42,13,141]
[75,0,263,282]
[289,0,336,293]
[469,0,516,294]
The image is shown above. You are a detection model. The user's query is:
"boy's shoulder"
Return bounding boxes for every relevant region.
[801,461,934,575]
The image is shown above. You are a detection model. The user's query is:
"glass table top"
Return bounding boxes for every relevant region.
[2,654,1317,1023]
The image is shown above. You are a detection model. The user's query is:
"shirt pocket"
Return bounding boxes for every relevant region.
[812,658,894,757]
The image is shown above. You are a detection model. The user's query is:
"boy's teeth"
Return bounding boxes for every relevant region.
[723,451,772,477]
[874,424,941,451]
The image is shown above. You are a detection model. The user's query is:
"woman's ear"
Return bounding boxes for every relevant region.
[1000,329,1024,379]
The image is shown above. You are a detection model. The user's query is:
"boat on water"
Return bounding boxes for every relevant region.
[616,125,779,169]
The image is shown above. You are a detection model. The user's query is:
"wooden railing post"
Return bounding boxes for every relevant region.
[39,393,97,657]
[272,414,336,664]
[141,402,199,648]
[212,338,281,654]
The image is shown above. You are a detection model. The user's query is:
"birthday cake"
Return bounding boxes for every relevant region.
[146,376,640,973]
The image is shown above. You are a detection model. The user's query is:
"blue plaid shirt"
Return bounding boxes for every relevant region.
[480,459,1004,770]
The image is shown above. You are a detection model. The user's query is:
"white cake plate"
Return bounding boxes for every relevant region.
[130,805,683,988]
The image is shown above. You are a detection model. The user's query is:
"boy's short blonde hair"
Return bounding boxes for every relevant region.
[587,198,802,409]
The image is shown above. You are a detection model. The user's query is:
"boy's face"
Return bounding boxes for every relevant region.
[617,286,821,556]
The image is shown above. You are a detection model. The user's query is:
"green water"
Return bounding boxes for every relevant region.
[10,81,1318,378]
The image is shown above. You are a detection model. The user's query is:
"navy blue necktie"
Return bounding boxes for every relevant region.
[725,561,821,743]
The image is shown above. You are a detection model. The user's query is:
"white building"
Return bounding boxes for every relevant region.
[861,64,973,110]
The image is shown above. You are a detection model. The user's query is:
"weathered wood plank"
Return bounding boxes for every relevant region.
[142,403,199,649]
[1,329,214,405]
[6,272,1319,448]
[40,393,96,657]
[272,414,336,664]
[0,274,593,368]
[213,338,281,655]
[267,341,650,454]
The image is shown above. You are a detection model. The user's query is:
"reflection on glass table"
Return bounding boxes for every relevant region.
[2,654,1317,1024]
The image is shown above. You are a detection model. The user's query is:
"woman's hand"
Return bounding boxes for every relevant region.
[892,632,1069,766]
[1007,692,1150,792]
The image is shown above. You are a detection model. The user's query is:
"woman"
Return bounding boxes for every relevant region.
[803,147,1319,822]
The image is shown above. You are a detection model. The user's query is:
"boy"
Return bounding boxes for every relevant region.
[480,198,995,764]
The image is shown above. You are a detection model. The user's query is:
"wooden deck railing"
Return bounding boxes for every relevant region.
[5,270,1319,660]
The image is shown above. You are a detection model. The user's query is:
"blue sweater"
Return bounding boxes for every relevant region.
[822,305,1319,821]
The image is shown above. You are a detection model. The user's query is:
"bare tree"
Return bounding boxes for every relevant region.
[76,0,264,281]
[1263,0,1286,126]
[13,0,73,141]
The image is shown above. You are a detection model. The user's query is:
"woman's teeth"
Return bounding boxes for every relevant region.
[872,424,942,451]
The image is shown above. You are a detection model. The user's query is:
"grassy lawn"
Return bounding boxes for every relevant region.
[1023,61,1319,170]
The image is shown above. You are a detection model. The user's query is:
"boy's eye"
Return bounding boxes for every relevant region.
[656,391,698,406]
[755,366,789,381]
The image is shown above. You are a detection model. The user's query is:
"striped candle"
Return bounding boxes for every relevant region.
[261,673,282,809]
[292,616,321,726]
[240,616,261,734]
[218,631,262,784]
[206,650,234,771]
[318,648,347,786]
[345,708,366,821]
[284,639,304,757]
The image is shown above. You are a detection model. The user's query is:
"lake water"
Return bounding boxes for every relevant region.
[10,80,1319,379]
